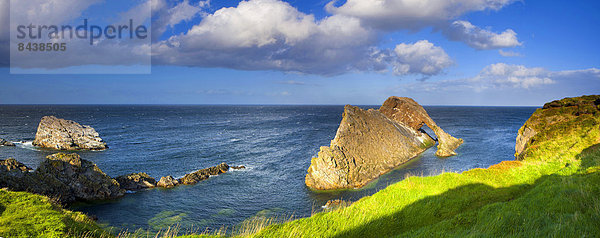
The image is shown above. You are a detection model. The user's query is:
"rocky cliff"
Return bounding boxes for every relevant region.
[33,116,107,150]
[305,104,436,190]
[379,96,463,157]
[515,95,600,160]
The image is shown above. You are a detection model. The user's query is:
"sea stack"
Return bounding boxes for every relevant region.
[305,96,463,190]
[379,96,464,157]
[33,116,107,150]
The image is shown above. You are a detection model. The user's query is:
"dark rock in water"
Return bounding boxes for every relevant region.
[231,165,246,170]
[33,116,107,150]
[0,153,124,204]
[116,172,157,190]
[179,163,229,185]
[379,96,463,157]
[305,104,435,190]
[34,153,124,203]
[0,138,15,146]
[157,176,179,188]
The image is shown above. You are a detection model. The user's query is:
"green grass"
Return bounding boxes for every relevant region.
[0,189,109,238]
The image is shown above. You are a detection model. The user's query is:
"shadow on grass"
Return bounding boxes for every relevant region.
[329,144,600,238]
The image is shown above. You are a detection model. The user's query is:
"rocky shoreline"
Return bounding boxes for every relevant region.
[0,153,242,204]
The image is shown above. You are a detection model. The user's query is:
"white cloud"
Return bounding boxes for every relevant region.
[498,49,522,57]
[153,0,452,76]
[326,0,515,30]
[400,64,600,93]
[151,0,206,41]
[442,20,522,50]
[392,40,453,76]
[477,63,554,88]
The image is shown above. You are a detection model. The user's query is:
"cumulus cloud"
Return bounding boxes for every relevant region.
[391,40,453,76]
[154,0,447,76]
[442,20,522,50]
[326,0,515,30]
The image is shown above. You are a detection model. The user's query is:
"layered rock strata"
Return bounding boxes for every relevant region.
[379,96,463,157]
[305,105,436,190]
[306,96,463,190]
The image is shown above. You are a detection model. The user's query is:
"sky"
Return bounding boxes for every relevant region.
[0,0,599,106]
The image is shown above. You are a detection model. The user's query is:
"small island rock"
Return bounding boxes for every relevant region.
[157,176,179,188]
[116,172,157,190]
[179,163,229,185]
[33,116,107,150]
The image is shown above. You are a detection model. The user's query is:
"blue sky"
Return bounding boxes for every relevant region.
[0,0,599,105]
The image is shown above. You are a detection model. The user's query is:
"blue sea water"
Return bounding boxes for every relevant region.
[0,105,536,232]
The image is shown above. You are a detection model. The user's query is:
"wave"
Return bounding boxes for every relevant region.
[14,141,43,151]
[229,138,242,142]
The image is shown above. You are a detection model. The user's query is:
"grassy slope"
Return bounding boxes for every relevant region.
[243,95,600,237]
[0,189,109,238]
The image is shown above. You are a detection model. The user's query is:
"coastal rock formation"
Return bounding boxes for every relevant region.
[179,163,229,185]
[305,104,435,190]
[379,96,463,157]
[34,153,124,202]
[515,95,600,160]
[0,153,124,204]
[116,172,157,190]
[0,138,15,146]
[157,176,179,188]
[0,158,34,191]
[33,116,107,150]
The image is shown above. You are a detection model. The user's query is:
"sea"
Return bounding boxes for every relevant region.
[0,105,536,232]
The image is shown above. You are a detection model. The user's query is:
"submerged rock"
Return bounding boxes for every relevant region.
[231,165,246,170]
[33,116,107,150]
[305,104,435,190]
[179,163,229,185]
[116,172,157,190]
[157,176,179,188]
[0,138,15,146]
[379,96,463,157]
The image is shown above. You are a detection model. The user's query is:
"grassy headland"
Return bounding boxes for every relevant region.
[1,95,598,237]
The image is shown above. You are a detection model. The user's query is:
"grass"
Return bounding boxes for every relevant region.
[1,95,598,237]
[0,189,109,238]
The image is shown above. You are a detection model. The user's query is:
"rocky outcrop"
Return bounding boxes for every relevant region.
[379,96,463,157]
[0,138,15,146]
[33,116,107,150]
[0,153,124,204]
[179,163,229,185]
[116,173,157,190]
[515,95,600,160]
[34,153,124,203]
[305,104,435,190]
[157,176,179,188]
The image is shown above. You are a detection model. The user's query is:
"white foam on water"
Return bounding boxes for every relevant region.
[14,141,43,151]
